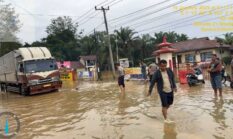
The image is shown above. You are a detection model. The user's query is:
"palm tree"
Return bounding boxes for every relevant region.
[215,33,233,45]
[154,31,188,44]
[140,34,155,59]
[114,27,138,65]
[224,33,233,45]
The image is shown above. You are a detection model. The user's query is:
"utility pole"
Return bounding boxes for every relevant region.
[94,29,101,81]
[115,36,119,62]
[95,6,116,79]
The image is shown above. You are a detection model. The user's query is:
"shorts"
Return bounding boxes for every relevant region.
[159,91,174,107]
[118,76,125,88]
[210,75,222,89]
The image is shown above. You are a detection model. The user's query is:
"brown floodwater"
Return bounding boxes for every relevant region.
[0,80,233,139]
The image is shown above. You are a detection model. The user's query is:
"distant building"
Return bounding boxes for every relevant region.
[171,37,232,65]
[79,55,97,70]
[57,61,85,69]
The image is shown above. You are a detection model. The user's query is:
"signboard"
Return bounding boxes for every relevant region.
[60,72,73,81]
[124,67,144,80]
[119,58,129,68]
[124,68,141,75]
[78,71,93,79]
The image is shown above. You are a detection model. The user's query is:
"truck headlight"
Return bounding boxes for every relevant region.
[28,79,38,85]
[52,76,60,81]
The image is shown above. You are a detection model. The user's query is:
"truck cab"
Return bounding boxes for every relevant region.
[0,47,62,95]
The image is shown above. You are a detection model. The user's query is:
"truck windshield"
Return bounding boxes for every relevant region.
[24,59,58,73]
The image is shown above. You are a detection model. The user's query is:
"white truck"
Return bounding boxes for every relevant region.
[0,47,62,95]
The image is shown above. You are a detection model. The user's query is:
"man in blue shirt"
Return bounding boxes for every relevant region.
[140,61,147,82]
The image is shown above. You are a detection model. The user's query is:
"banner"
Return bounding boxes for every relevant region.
[78,71,93,79]
[124,68,141,75]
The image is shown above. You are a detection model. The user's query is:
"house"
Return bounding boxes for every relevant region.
[171,37,232,65]
[57,61,85,69]
[79,55,97,70]
[230,46,233,54]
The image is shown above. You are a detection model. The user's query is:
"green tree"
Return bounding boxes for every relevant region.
[114,27,138,66]
[0,1,22,56]
[44,16,80,61]
[0,1,21,42]
[215,33,233,45]
[154,31,188,44]
[140,34,156,60]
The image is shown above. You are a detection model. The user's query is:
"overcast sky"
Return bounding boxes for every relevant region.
[4,0,233,43]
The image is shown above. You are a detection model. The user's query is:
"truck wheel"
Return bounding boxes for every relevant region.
[20,86,29,96]
[188,82,192,87]
[1,84,7,92]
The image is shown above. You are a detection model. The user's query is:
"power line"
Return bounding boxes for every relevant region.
[146,3,233,34]
[77,0,120,26]
[136,0,222,33]
[111,0,188,28]
[73,0,108,22]
[131,0,212,28]
[78,13,101,26]
[109,0,123,7]
[109,0,172,23]
[84,0,123,34]
[85,22,105,36]
[16,13,102,18]
[101,0,119,7]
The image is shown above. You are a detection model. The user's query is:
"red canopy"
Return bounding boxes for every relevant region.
[153,36,177,56]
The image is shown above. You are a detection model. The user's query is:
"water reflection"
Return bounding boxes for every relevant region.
[163,122,177,139]
[210,97,226,139]
[118,92,127,115]
[0,81,232,139]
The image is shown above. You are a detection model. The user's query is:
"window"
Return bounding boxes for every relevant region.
[87,60,95,66]
[24,59,58,73]
[185,54,195,63]
[177,55,182,63]
[200,52,212,62]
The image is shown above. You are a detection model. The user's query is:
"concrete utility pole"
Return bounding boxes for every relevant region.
[95,6,116,79]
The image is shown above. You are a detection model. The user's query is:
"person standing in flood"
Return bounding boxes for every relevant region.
[148,62,158,83]
[147,60,177,122]
[208,54,222,97]
[116,63,125,93]
[140,61,147,82]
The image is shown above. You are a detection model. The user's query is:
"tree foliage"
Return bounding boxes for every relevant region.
[0,1,22,56]
[44,16,80,61]
[31,19,190,70]
[0,1,20,42]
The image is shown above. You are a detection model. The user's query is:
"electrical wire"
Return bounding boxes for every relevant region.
[111,0,188,28]
[131,0,212,28]
[108,0,172,22]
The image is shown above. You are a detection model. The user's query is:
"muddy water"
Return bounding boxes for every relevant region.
[0,80,232,139]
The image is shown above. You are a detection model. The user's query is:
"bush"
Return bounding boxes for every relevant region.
[222,56,232,65]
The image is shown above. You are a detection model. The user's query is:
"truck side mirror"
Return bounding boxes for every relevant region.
[19,64,24,72]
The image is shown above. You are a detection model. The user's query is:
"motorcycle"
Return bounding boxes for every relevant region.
[221,66,233,88]
[221,66,228,84]
[186,68,205,87]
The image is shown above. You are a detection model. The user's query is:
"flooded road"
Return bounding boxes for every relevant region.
[0,80,233,139]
